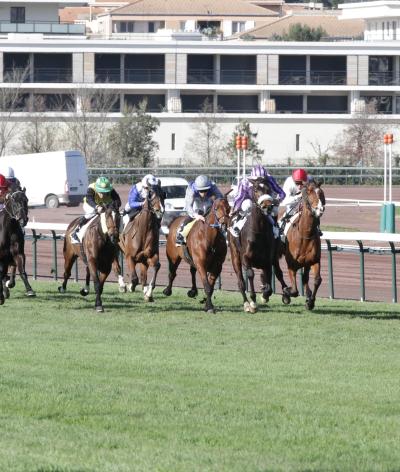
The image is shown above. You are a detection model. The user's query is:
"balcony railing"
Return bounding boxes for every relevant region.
[3,67,72,83]
[279,70,347,85]
[96,68,121,83]
[124,68,165,84]
[369,72,398,86]
[187,68,256,85]
[0,21,85,35]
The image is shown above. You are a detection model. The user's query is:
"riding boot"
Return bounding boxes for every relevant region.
[71,216,87,244]
[175,231,185,246]
[228,214,241,237]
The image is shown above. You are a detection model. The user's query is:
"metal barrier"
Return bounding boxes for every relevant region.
[24,223,400,303]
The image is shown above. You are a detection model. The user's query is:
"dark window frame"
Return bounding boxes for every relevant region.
[10,6,25,24]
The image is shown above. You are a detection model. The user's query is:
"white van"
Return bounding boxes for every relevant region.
[0,150,88,208]
[158,176,189,234]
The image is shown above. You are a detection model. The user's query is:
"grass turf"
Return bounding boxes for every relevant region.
[1,281,400,471]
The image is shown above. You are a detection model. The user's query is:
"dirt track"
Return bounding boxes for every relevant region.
[26,185,400,304]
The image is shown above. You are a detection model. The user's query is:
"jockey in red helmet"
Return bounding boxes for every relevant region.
[0,174,9,203]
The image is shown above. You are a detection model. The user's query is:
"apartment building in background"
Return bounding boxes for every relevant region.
[0,0,399,165]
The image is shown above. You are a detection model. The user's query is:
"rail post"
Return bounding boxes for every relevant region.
[357,240,366,302]
[326,239,335,299]
[51,230,58,280]
[389,242,398,303]
[31,229,39,280]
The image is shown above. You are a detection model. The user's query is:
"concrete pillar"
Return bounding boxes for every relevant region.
[0,52,3,82]
[259,90,275,113]
[83,52,95,83]
[358,55,369,86]
[176,53,187,84]
[303,95,307,113]
[29,53,34,83]
[347,55,358,86]
[267,55,278,85]
[167,89,181,112]
[350,90,362,113]
[165,53,176,84]
[214,55,220,84]
[72,53,84,83]
[306,55,311,85]
[256,54,268,85]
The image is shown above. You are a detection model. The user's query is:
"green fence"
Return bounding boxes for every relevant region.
[88,166,400,186]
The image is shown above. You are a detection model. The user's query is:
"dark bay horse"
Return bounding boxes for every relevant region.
[117,184,164,302]
[163,198,230,313]
[275,181,325,310]
[229,179,278,313]
[0,189,35,302]
[58,206,120,312]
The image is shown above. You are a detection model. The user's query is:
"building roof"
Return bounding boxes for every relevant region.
[104,0,278,18]
[239,12,364,39]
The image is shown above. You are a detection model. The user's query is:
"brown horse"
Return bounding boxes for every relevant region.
[58,206,120,312]
[229,179,278,313]
[275,181,325,310]
[117,184,164,302]
[163,198,230,313]
[0,189,35,302]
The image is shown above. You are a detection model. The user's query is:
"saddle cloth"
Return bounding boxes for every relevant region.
[278,213,300,242]
[181,219,197,240]
[73,214,106,244]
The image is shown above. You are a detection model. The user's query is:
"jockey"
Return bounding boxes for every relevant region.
[279,168,322,236]
[0,174,9,208]
[71,176,121,244]
[175,174,223,246]
[229,164,285,239]
[0,166,22,193]
[123,174,159,226]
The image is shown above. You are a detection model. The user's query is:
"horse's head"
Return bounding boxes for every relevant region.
[102,206,120,245]
[145,184,165,221]
[249,178,274,215]
[6,189,29,227]
[302,182,325,218]
[210,198,230,232]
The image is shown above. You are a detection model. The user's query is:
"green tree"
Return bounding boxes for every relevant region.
[225,120,264,166]
[107,100,159,167]
[272,23,327,41]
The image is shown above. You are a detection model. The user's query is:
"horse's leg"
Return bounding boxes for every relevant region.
[231,251,251,312]
[287,267,299,298]
[245,267,258,313]
[143,256,161,302]
[305,262,322,311]
[0,262,5,305]
[187,265,198,298]
[127,257,139,293]
[14,254,36,297]
[113,255,126,293]
[80,266,90,297]
[197,265,215,314]
[163,255,181,297]
[5,264,16,289]
[58,251,77,294]
[87,257,104,312]
[273,255,291,305]
[259,267,273,305]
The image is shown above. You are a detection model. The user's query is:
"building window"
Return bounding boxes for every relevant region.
[10,7,25,23]
[120,21,134,33]
[296,134,300,152]
[171,133,175,151]
[232,22,245,34]
[148,22,155,33]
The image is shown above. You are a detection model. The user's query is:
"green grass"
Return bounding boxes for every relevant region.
[1,281,400,472]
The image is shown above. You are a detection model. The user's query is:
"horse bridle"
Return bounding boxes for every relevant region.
[144,187,164,219]
[207,199,228,230]
[5,190,28,225]
[301,187,321,218]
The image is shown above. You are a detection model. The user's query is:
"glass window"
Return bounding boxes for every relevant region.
[232,22,245,34]
[162,185,187,199]
[10,7,25,24]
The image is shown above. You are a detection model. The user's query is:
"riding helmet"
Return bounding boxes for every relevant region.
[0,174,8,189]
[250,164,267,179]
[142,174,158,188]
[194,175,211,191]
[292,168,308,183]
[95,176,112,193]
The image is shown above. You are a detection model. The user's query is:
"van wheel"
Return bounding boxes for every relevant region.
[45,194,59,209]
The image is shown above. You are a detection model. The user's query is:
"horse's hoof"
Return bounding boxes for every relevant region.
[127,283,136,293]
[305,299,315,311]
[259,295,268,305]
[3,287,9,299]
[163,287,172,296]
[244,302,251,313]
[187,288,198,298]
[0,297,4,305]
[118,285,127,293]
[80,288,89,297]
[58,286,66,294]
[5,280,14,289]
[95,305,104,313]
[249,301,258,313]
[144,295,154,303]
[25,290,36,297]
[207,308,216,314]
[282,294,291,305]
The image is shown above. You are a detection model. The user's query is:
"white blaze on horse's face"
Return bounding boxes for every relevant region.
[312,196,325,218]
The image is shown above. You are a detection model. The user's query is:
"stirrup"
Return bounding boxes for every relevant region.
[175,233,185,246]
[229,226,240,238]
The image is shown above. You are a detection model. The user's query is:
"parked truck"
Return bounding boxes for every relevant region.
[0,150,88,208]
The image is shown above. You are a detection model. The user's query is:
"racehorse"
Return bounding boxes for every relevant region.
[0,189,35,302]
[58,205,120,312]
[275,181,325,310]
[228,179,278,313]
[117,184,164,302]
[163,197,230,313]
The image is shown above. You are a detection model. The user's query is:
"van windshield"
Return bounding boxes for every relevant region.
[162,185,187,199]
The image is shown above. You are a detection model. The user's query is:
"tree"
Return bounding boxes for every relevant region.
[306,139,333,166]
[60,86,118,166]
[107,100,160,168]
[225,120,264,166]
[0,67,30,156]
[331,102,385,167]
[184,99,227,166]
[13,95,60,154]
[272,24,327,41]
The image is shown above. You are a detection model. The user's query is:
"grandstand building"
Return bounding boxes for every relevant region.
[0,0,399,164]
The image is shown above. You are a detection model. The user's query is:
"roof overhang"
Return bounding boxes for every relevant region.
[340,1,400,20]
